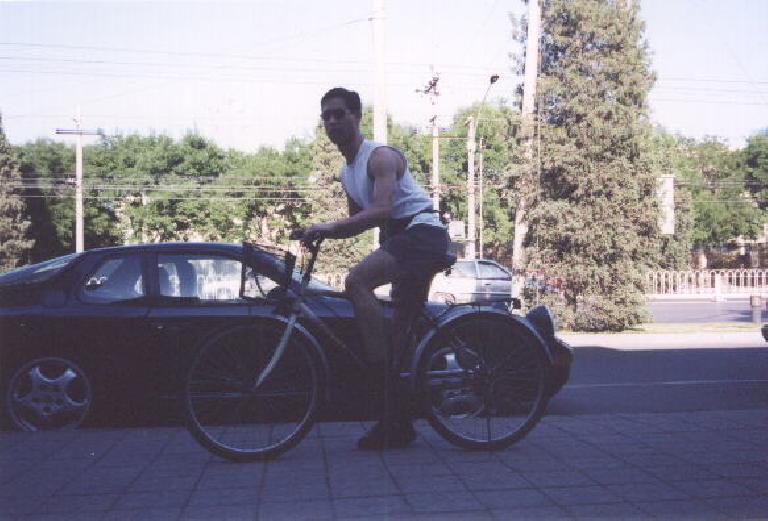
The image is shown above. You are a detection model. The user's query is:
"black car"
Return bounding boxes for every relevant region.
[0,243,572,431]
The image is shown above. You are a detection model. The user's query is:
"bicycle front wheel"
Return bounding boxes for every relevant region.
[417,314,550,451]
[184,320,321,462]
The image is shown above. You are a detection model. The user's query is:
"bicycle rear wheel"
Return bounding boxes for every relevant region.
[184,321,321,462]
[417,314,550,450]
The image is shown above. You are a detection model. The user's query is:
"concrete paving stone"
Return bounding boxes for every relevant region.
[328,463,391,483]
[581,466,673,485]
[605,481,690,502]
[60,466,146,495]
[671,479,756,499]
[457,467,531,491]
[329,475,399,499]
[41,493,118,514]
[258,498,334,521]
[0,494,55,516]
[405,490,484,513]
[678,450,760,465]
[385,462,453,480]
[557,456,627,470]
[646,464,722,482]
[180,503,258,521]
[379,447,442,467]
[436,449,505,466]
[316,422,367,438]
[565,501,647,519]
[17,511,105,521]
[520,470,595,488]
[712,462,768,479]
[260,474,331,502]
[634,499,725,520]
[500,454,573,472]
[128,469,202,492]
[705,496,768,517]
[489,505,571,520]
[621,453,690,468]
[542,485,624,507]
[739,477,768,495]
[195,465,264,490]
[371,512,494,521]
[186,486,258,507]
[102,507,183,520]
[332,495,412,518]
[112,489,191,510]
[473,487,553,510]
[0,468,83,498]
[150,451,212,467]
[392,473,468,494]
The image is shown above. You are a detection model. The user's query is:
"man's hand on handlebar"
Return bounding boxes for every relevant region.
[290,224,330,248]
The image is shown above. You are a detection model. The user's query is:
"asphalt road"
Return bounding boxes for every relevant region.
[550,333,768,416]
[647,298,766,323]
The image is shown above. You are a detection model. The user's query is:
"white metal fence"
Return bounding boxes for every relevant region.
[645,269,768,299]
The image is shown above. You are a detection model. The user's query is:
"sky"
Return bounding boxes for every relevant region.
[1,0,766,152]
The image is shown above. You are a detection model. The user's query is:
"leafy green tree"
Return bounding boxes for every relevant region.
[305,123,371,275]
[744,132,768,210]
[524,0,661,331]
[648,131,694,269]
[0,117,34,271]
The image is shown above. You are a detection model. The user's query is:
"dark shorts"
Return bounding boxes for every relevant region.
[381,224,455,307]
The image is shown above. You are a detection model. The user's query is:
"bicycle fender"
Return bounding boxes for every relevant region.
[406,308,552,392]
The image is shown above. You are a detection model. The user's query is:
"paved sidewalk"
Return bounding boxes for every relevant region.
[1,409,767,520]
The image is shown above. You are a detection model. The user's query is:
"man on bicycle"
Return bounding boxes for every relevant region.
[295,87,453,449]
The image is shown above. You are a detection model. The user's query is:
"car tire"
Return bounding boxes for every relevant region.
[4,356,93,431]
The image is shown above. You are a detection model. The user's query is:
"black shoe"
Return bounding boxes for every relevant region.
[357,420,417,450]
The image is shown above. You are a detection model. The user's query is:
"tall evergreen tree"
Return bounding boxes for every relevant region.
[0,116,34,271]
[306,124,371,276]
[525,0,660,330]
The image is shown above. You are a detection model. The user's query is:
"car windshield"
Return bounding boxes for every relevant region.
[246,244,331,291]
[0,253,83,286]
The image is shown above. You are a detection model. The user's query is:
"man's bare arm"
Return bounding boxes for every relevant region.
[307,148,402,240]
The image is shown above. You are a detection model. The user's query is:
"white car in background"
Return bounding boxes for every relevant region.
[429,259,518,304]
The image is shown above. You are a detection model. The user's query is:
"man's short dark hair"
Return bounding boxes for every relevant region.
[321,87,362,117]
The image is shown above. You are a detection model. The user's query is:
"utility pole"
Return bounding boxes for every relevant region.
[466,116,477,260]
[512,0,541,271]
[372,0,387,249]
[417,73,441,209]
[55,108,103,253]
[478,138,485,259]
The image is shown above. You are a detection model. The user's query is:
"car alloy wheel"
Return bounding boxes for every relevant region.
[6,357,92,431]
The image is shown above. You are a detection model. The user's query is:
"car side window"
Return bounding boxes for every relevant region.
[449,262,476,278]
[157,254,266,301]
[80,254,145,303]
[477,262,511,280]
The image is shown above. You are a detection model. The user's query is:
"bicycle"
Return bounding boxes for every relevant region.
[182,239,567,462]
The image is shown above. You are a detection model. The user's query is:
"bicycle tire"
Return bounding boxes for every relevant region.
[417,313,550,451]
[183,320,322,462]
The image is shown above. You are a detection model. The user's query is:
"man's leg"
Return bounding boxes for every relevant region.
[345,248,401,365]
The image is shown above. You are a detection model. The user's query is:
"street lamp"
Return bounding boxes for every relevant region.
[467,74,499,260]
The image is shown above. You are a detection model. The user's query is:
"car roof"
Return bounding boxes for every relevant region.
[86,242,245,255]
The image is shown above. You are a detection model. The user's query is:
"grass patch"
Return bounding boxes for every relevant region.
[561,322,762,334]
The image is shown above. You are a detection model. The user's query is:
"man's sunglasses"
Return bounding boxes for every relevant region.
[320,108,351,122]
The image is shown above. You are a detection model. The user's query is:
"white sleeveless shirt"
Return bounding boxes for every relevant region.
[340,140,443,229]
